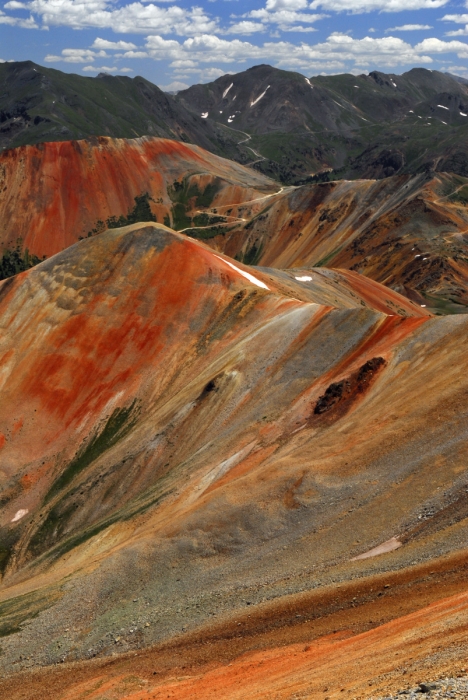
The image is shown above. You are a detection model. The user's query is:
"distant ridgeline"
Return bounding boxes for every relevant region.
[82,192,157,239]
[0,240,45,281]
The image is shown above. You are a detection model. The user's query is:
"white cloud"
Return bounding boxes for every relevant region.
[281,25,318,31]
[265,0,309,8]
[442,14,468,24]
[309,0,449,12]
[2,0,218,35]
[227,21,265,34]
[157,80,190,92]
[91,37,137,50]
[199,66,232,80]
[444,64,468,75]
[45,48,109,63]
[243,7,325,34]
[83,64,116,71]
[445,26,468,37]
[385,24,433,32]
[0,8,38,27]
[122,50,149,58]
[414,37,468,57]
[82,64,133,72]
[142,32,435,73]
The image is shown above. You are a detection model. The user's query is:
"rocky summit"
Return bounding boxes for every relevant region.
[0,65,467,700]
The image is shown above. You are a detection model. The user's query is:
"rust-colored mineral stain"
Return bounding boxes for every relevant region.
[0,219,466,699]
[0,137,276,258]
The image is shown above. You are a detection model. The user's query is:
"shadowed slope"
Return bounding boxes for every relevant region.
[0,223,466,687]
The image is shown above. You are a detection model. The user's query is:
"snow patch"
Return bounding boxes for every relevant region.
[437,104,449,110]
[421,304,426,307]
[11,509,28,523]
[250,85,270,108]
[214,255,269,290]
[295,276,313,282]
[353,85,359,88]
[441,121,447,125]
[201,112,208,119]
[351,537,402,561]
[390,80,397,88]
[227,118,233,123]
[305,78,313,88]
[409,110,414,113]
[461,112,467,117]
[222,82,233,99]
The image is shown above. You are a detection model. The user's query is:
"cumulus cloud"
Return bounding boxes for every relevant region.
[309,0,449,12]
[442,14,468,24]
[82,64,133,72]
[157,80,190,92]
[142,32,435,72]
[2,0,218,34]
[265,0,309,9]
[414,37,468,57]
[0,8,38,27]
[442,15,468,35]
[385,25,433,32]
[241,7,325,34]
[45,48,109,63]
[91,37,137,50]
[445,27,468,37]
[227,21,265,35]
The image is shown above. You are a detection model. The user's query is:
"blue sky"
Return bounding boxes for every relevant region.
[2,0,468,90]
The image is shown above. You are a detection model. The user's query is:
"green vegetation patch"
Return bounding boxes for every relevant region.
[82,192,157,239]
[167,176,222,230]
[171,202,192,230]
[28,401,140,558]
[315,248,342,268]
[185,224,232,240]
[0,585,63,639]
[192,212,225,227]
[0,239,45,281]
[45,400,139,503]
[236,242,264,266]
[449,185,468,204]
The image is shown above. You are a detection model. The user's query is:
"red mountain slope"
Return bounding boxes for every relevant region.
[0,222,466,689]
[203,172,468,313]
[0,136,276,258]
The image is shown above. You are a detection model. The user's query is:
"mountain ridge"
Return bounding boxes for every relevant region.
[4,61,468,183]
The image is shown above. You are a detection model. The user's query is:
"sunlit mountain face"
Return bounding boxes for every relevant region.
[1,3,468,693]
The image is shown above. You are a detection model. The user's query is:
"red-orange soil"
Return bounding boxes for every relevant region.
[2,551,467,699]
[0,223,466,697]
[207,172,468,312]
[2,137,468,313]
[0,136,275,258]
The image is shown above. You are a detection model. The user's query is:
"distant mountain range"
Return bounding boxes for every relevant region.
[3,61,468,184]
[0,61,231,158]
